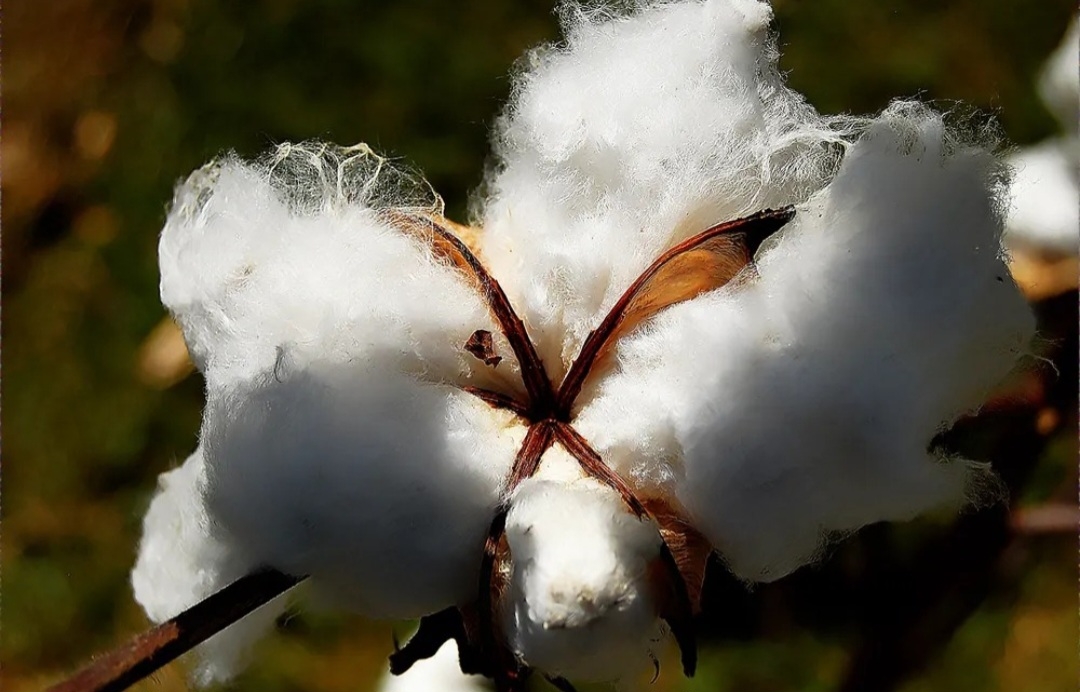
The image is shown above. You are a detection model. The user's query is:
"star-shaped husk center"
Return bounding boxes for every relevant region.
[384,207,795,691]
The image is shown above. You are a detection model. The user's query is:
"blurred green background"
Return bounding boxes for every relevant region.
[4,1,1077,691]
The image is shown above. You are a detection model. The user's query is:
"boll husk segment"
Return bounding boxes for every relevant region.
[132,0,1034,688]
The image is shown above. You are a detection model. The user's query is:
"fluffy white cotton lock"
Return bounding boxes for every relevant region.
[201,360,520,617]
[481,0,847,371]
[159,144,502,392]
[131,449,287,684]
[501,453,663,682]
[146,142,528,676]
[580,104,1034,582]
[1006,140,1079,254]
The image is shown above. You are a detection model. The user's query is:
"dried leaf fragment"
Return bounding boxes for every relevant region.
[465,329,503,367]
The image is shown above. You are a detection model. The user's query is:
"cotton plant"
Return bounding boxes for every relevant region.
[116,1,1036,690]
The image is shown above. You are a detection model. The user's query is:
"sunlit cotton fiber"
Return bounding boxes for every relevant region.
[480,0,848,372]
[577,104,1034,581]
[500,451,664,681]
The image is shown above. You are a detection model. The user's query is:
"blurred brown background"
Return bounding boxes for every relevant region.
[4,1,1077,691]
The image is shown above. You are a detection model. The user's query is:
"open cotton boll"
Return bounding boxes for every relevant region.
[132,449,286,684]
[481,0,846,370]
[501,453,663,682]
[159,143,499,392]
[201,358,521,618]
[580,104,1034,582]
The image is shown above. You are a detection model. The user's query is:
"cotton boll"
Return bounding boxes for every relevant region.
[580,105,1034,581]
[681,107,1033,579]
[1038,17,1079,135]
[132,449,286,684]
[159,143,500,393]
[202,359,521,618]
[481,0,846,370]
[501,455,663,682]
[1005,139,1079,254]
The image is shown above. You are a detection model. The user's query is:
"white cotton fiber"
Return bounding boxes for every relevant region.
[1004,17,1079,254]
[501,451,663,681]
[481,0,846,371]
[578,104,1034,581]
[147,142,528,675]
[201,362,521,617]
[159,143,504,393]
[136,0,1042,685]
[131,449,287,684]
[1006,139,1080,254]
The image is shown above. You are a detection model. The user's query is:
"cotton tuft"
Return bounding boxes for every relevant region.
[501,451,663,681]
[576,104,1034,581]
[158,143,507,391]
[134,0,1036,686]
[141,143,522,662]
[480,0,848,371]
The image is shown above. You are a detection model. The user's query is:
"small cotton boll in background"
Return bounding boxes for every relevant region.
[1004,17,1079,256]
[501,451,663,682]
[159,144,503,393]
[579,104,1034,582]
[131,449,287,684]
[202,361,521,618]
[376,639,490,692]
[1006,140,1079,255]
[481,0,847,371]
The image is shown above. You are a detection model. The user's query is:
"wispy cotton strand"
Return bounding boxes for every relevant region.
[127,0,1035,688]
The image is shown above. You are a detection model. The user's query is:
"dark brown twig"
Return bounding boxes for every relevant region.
[48,570,304,692]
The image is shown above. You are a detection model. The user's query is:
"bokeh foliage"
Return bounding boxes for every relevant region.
[4,1,1076,691]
